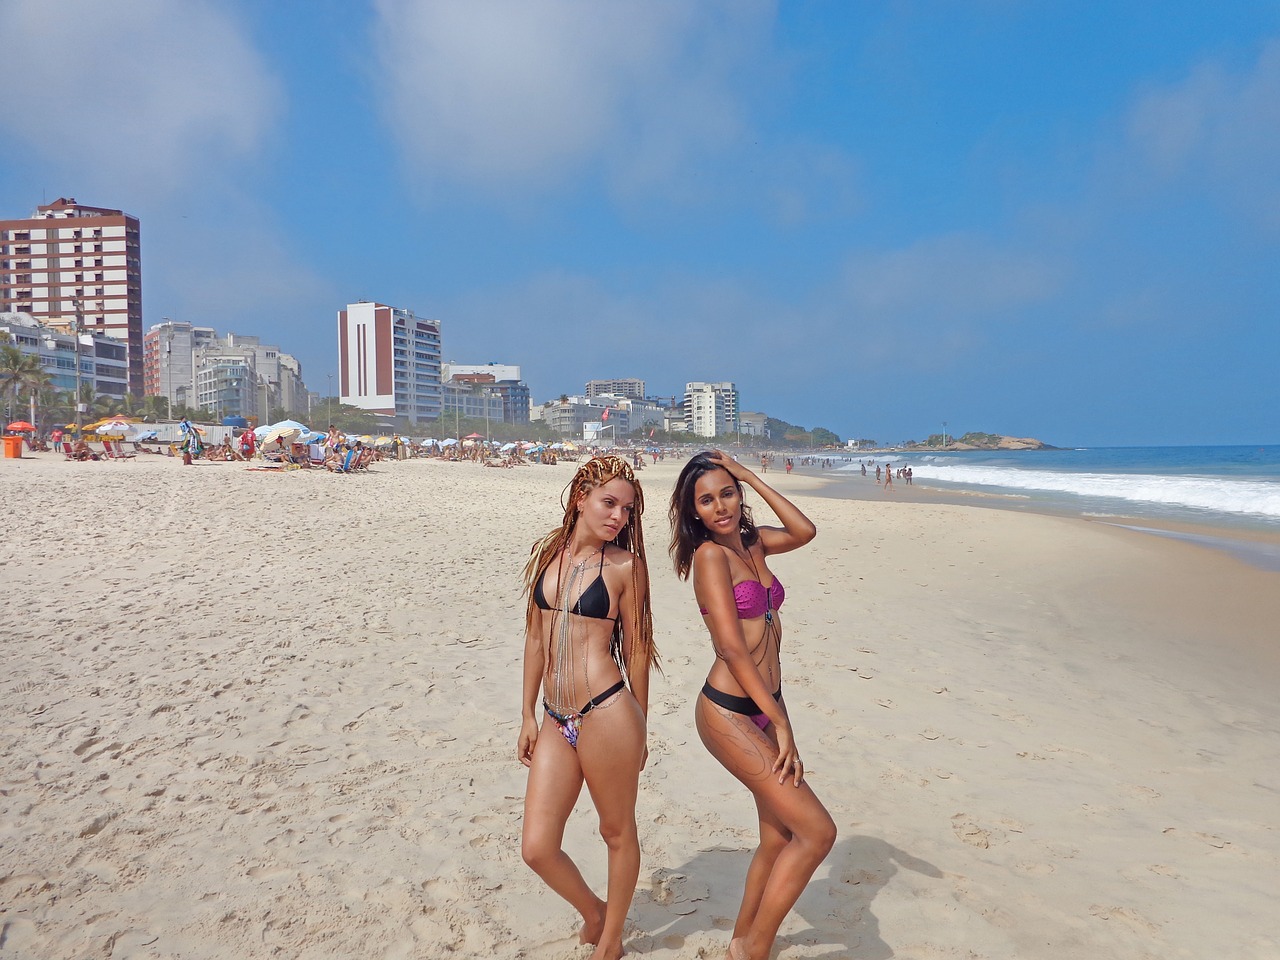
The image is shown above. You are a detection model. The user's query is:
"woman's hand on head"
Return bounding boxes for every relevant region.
[518,717,539,767]
[707,450,753,482]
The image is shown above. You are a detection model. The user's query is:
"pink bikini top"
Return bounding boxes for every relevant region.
[701,577,785,620]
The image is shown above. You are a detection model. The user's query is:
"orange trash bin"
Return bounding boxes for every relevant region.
[2,436,24,458]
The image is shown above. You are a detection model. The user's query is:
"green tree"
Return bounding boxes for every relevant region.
[811,426,841,446]
[0,345,47,423]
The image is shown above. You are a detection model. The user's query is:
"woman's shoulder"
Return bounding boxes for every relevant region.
[692,540,731,569]
[604,543,643,570]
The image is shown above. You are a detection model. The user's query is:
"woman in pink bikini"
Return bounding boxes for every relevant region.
[519,455,659,960]
[669,451,835,960]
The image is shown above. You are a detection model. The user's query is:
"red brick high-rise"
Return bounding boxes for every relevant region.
[0,198,143,392]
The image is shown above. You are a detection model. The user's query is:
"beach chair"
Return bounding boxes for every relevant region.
[326,447,360,473]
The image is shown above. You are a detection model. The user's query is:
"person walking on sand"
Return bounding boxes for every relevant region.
[669,452,836,960]
[883,464,893,492]
[519,455,659,960]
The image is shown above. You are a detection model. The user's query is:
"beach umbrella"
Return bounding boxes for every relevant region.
[261,426,301,445]
[464,432,484,439]
[6,420,35,432]
[440,438,458,447]
[499,442,516,452]
[96,419,136,437]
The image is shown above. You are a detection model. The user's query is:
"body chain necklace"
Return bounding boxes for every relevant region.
[734,543,779,684]
[549,546,600,715]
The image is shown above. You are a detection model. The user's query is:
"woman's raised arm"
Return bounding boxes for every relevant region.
[705,451,816,555]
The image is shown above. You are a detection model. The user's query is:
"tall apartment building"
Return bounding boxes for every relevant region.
[444,362,531,424]
[683,381,739,438]
[338,302,442,423]
[0,198,142,392]
[143,320,217,412]
[586,377,645,400]
[143,321,306,421]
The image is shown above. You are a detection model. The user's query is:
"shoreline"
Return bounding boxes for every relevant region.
[793,463,1280,572]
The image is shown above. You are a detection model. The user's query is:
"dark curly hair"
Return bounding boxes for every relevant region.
[668,452,758,581]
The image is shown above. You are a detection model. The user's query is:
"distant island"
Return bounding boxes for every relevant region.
[904,432,1057,451]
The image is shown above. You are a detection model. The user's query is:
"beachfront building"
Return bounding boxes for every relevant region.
[0,198,143,392]
[739,411,769,440]
[142,320,217,414]
[443,362,531,424]
[144,322,306,422]
[539,395,615,437]
[441,374,505,425]
[338,301,442,424]
[218,333,308,418]
[683,381,738,438]
[0,311,130,410]
[586,377,645,400]
[195,349,258,421]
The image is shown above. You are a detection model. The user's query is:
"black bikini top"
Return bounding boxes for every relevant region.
[534,551,615,621]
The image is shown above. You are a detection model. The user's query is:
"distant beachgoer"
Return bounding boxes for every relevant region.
[861,462,867,477]
[785,458,793,474]
[51,428,64,453]
[883,464,893,491]
[240,429,256,459]
[875,464,881,482]
[519,456,658,960]
[906,467,913,486]
[669,451,834,960]
[179,419,203,465]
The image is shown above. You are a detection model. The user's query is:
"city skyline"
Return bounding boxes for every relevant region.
[3,3,1278,446]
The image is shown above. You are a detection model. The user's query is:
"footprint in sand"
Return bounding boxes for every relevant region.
[950,813,1021,849]
[1089,904,1161,934]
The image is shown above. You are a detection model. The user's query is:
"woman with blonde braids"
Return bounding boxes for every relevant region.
[519,455,659,960]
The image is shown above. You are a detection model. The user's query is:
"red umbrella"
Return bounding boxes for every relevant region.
[6,420,36,431]
[464,432,485,439]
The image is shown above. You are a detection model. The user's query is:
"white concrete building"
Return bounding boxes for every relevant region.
[683,381,738,438]
[339,301,442,423]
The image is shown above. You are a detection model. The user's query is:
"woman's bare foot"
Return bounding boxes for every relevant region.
[579,897,607,945]
[725,937,749,960]
[587,939,624,960]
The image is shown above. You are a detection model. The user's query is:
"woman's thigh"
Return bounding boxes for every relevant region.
[695,695,829,830]
[525,718,586,838]
[578,694,646,827]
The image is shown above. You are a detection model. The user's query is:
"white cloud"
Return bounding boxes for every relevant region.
[370,0,775,198]
[0,0,283,195]
[1127,38,1280,226]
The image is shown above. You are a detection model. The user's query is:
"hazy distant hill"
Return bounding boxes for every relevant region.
[908,432,1056,451]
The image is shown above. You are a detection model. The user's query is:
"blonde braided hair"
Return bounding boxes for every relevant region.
[523,455,659,679]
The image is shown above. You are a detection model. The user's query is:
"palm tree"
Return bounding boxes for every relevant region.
[0,345,47,424]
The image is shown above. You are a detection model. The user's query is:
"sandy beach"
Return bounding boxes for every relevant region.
[1,451,1277,959]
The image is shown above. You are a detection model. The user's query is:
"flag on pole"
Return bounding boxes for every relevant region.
[648,428,654,438]
[602,407,610,421]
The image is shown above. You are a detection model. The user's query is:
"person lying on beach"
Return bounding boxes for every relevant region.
[519,455,659,960]
[670,451,835,960]
[65,439,99,461]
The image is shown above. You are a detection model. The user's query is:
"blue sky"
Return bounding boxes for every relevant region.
[3,1,1278,446]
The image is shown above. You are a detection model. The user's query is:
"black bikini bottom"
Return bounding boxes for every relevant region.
[701,681,781,717]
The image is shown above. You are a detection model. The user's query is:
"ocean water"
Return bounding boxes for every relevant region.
[828,445,1280,569]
